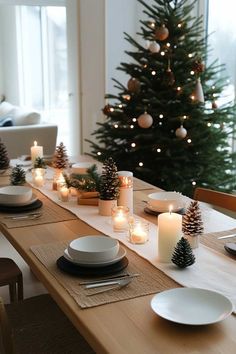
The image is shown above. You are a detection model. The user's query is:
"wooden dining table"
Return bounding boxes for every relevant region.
[0,176,236,354]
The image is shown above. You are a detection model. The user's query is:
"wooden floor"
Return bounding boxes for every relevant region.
[0,232,47,304]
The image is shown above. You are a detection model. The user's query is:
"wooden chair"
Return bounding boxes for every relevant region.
[0,294,95,354]
[0,258,23,303]
[194,187,236,212]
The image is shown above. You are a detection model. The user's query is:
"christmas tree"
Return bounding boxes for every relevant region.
[87,0,236,197]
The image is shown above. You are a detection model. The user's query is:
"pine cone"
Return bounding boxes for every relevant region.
[172,237,195,268]
[52,142,69,170]
[182,201,204,237]
[0,139,10,170]
[10,165,26,185]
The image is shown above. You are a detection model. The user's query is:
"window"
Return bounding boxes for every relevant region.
[16,5,70,150]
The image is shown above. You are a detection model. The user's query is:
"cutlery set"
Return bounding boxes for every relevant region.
[81,273,139,296]
[4,212,42,220]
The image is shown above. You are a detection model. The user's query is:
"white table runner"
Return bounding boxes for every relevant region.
[27,169,236,309]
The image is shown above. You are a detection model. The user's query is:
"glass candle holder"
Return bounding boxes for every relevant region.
[32,168,46,187]
[111,206,129,232]
[56,172,66,191]
[58,185,70,202]
[128,219,149,244]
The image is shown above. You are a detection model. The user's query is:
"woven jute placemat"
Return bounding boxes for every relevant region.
[200,228,236,259]
[31,242,179,309]
[0,191,77,229]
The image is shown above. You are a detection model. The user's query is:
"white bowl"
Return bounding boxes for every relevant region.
[0,186,32,205]
[71,162,92,174]
[68,235,119,262]
[147,191,184,212]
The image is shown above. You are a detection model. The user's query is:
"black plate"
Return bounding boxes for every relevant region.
[144,206,185,216]
[0,199,43,213]
[57,256,129,276]
[224,242,236,256]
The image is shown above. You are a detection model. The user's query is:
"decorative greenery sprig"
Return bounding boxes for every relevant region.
[34,157,47,169]
[64,164,100,192]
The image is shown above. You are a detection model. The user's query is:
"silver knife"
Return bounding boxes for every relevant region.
[84,274,140,289]
[218,234,236,240]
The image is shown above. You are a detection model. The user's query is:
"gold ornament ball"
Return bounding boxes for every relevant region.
[127,78,141,93]
[155,25,169,41]
[149,41,160,53]
[137,112,153,129]
[175,125,187,139]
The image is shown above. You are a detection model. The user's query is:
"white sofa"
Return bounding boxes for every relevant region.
[0,101,57,159]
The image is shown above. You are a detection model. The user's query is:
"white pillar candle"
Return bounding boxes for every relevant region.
[117,171,133,214]
[157,208,182,262]
[31,141,43,164]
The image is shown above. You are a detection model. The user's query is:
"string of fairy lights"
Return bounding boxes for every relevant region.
[96,16,221,187]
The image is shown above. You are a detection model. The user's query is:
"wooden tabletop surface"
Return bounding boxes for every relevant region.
[1,178,236,354]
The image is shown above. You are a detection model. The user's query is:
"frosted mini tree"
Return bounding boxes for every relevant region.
[87,0,236,197]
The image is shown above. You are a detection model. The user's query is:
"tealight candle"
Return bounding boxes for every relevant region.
[59,186,70,202]
[112,206,129,232]
[117,171,133,213]
[129,220,149,244]
[56,173,65,191]
[32,168,45,187]
[31,141,43,164]
[157,206,182,262]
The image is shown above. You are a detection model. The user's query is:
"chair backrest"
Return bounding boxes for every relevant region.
[194,187,236,212]
[0,297,14,354]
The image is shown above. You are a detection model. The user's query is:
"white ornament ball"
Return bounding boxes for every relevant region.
[175,125,187,139]
[149,41,160,53]
[138,112,153,129]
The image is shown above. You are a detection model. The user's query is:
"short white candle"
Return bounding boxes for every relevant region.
[130,222,148,244]
[56,173,65,191]
[157,207,182,262]
[59,186,69,202]
[113,211,128,231]
[34,171,44,187]
[112,206,129,232]
[31,141,43,163]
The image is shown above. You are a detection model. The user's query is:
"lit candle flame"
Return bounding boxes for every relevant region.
[34,141,37,146]
[169,205,173,215]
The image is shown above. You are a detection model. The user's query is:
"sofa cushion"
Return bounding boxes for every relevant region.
[0,113,14,127]
[13,108,41,126]
[0,101,15,116]
[0,101,41,126]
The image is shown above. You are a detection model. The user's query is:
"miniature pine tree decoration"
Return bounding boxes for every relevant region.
[99,157,120,200]
[34,157,46,169]
[172,237,195,268]
[10,165,26,185]
[52,142,69,170]
[182,200,204,248]
[0,139,10,171]
[87,0,236,197]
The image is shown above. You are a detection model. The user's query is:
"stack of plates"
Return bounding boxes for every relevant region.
[0,186,42,212]
[57,235,128,276]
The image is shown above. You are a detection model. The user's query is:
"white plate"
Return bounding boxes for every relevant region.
[0,193,38,207]
[146,203,183,213]
[151,288,233,325]
[63,246,126,268]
